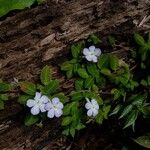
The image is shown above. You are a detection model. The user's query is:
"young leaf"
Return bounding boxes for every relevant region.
[40,65,51,85]
[20,81,36,95]
[108,35,116,47]
[77,68,89,79]
[71,44,81,58]
[70,127,75,137]
[24,115,39,126]
[134,136,150,148]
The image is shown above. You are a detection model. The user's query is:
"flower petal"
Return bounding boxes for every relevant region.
[54,109,63,118]
[87,109,93,117]
[47,109,55,118]
[40,95,49,103]
[40,104,46,112]
[56,102,64,109]
[26,99,36,107]
[45,102,53,111]
[85,102,92,109]
[52,97,60,105]
[31,105,40,115]
[83,48,90,55]
[92,109,99,117]
[94,48,101,56]
[34,92,41,101]
[89,46,95,52]
[92,55,98,63]
[85,55,93,61]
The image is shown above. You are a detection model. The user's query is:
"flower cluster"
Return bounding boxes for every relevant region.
[26,92,64,118]
[83,46,101,63]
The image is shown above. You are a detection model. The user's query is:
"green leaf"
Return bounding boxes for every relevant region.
[123,111,138,129]
[0,94,8,101]
[84,76,94,89]
[53,93,68,104]
[66,70,73,79]
[141,80,147,86]
[108,35,116,47]
[100,68,111,76]
[62,129,69,136]
[103,105,111,119]
[96,110,103,124]
[40,65,52,85]
[97,54,109,69]
[70,127,75,137]
[75,80,83,91]
[62,117,72,126]
[0,100,4,110]
[88,34,101,44]
[43,80,59,95]
[77,68,89,79]
[110,55,119,71]
[134,33,146,46]
[0,0,36,17]
[0,82,10,92]
[71,43,82,58]
[24,115,39,126]
[87,64,99,78]
[71,92,83,101]
[18,95,32,105]
[61,61,73,71]
[119,105,133,119]
[76,123,85,130]
[109,105,122,116]
[134,136,150,148]
[20,81,36,95]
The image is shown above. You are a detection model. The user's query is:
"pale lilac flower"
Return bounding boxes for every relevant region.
[26,92,49,115]
[85,98,99,117]
[83,46,101,63]
[45,97,64,118]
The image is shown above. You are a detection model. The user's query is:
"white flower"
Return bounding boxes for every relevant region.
[26,92,49,115]
[83,46,101,63]
[85,98,99,117]
[45,97,64,118]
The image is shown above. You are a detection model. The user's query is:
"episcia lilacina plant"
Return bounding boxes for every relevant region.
[18,65,68,126]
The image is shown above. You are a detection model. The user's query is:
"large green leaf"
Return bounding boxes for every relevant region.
[24,115,39,126]
[0,0,35,17]
[134,136,150,148]
[77,68,89,79]
[20,81,36,95]
[119,105,133,119]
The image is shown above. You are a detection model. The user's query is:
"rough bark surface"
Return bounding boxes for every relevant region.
[0,0,149,149]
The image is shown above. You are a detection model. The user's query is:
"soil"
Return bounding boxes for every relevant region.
[0,0,150,149]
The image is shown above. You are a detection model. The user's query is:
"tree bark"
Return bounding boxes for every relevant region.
[0,0,149,149]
